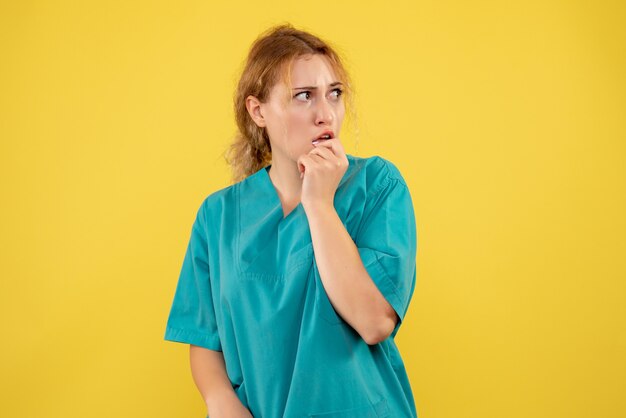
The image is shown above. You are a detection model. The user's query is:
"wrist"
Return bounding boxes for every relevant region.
[302,200,334,217]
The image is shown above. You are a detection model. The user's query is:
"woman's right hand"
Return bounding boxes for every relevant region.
[190,345,253,418]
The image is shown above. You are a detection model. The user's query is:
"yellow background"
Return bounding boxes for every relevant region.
[1,1,624,417]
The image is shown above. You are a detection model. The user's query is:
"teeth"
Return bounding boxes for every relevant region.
[319,134,331,139]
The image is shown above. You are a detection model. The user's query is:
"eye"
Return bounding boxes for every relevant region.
[330,88,344,99]
[294,91,311,101]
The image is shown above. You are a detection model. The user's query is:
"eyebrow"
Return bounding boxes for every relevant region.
[292,81,343,90]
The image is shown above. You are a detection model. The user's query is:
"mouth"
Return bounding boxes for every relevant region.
[312,130,334,145]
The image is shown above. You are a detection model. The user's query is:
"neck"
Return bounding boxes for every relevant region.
[268,156,302,206]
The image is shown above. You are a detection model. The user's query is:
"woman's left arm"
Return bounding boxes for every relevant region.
[298,140,398,345]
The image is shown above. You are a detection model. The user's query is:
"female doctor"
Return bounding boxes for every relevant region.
[164,24,419,418]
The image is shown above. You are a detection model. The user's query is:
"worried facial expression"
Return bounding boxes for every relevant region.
[255,54,346,164]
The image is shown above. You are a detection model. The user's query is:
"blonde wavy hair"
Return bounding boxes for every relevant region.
[224,23,357,183]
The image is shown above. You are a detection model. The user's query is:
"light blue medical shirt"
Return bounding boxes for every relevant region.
[164,154,418,418]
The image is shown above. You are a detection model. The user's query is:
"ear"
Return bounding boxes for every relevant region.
[245,95,266,128]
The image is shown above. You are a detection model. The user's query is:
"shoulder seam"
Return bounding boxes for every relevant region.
[365,158,408,199]
[379,157,408,187]
[366,174,409,202]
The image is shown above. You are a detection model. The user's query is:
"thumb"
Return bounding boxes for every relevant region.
[297,156,308,179]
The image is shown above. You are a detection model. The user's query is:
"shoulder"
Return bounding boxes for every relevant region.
[193,181,238,225]
[194,166,266,221]
[345,154,408,193]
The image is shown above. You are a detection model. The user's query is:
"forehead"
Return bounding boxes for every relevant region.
[291,54,338,83]
[287,54,340,86]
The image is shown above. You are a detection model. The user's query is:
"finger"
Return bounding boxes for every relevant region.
[307,151,340,172]
[299,154,324,178]
[297,154,313,178]
[311,139,344,163]
[313,137,345,158]
[309,145,337,161]
[308,153,326,163]
[309,149,342,170]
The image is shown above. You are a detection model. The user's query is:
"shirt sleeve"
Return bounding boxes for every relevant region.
[164,200,222,351]
[355,165,418,339]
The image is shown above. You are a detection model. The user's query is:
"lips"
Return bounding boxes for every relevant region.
[312,130,334,145]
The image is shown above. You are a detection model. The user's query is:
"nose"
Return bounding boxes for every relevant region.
[314,97,334,126]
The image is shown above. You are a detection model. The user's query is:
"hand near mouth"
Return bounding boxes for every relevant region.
[297,137,349,213]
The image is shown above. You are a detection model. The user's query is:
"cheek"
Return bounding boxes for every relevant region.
[337,100,346,117]
[337,106,346,123]
[265,107,288,137]
[285,109,310,132]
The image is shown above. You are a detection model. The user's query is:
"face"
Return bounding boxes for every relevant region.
[248,54,345,165]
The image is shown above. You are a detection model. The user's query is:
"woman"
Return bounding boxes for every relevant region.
[164,24,418,418]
